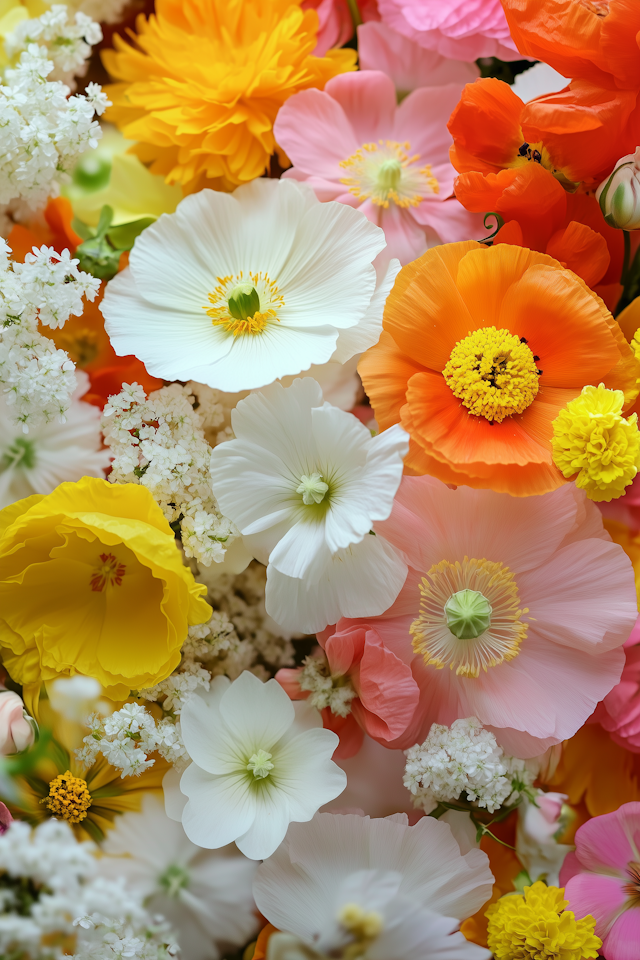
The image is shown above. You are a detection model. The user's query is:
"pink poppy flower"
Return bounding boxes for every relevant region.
[561,802,640,960]
[273,70,483,265]
[319,476,636,759]
[358,21,479,97]
[376,0,521,62]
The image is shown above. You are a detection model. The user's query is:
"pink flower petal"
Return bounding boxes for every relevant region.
[602,905,640,960]
[324,71,398,144]
[393,84,463,166]
[274,88,359,180]
[565,872,630,940]
[574,804,640,874]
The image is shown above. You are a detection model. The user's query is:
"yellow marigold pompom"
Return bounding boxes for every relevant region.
[486,882,601,960]
[0,477,211,700]
[102,0,357,193]
[551,383,640,501]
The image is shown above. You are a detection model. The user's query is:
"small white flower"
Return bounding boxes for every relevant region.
[100,795,258,960]
[165,671,347,859]
[101,178,389,392]
[254,812,493,960]
[210,378,409,632]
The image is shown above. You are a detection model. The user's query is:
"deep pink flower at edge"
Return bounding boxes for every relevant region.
[561,802,640,960]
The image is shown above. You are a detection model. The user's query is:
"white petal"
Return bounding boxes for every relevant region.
[180,688,244,775]
[356,423,409,523]
[331,258,401,363]
[274,728,347,820]
[219,672,295,751]
[163,765,188,822]
[180,764,256,849]
[235,788,294,860]
[265,534,407,633]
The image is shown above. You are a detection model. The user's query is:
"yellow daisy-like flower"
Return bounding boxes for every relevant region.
[0,477,211,703]
[102,0,356,192]
[551,383,640,502]
[486,882,601,960]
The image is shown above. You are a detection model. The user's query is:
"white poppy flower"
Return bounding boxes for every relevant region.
[0,371,110,508]
[100,795,258,960]
[209,378,409,633]
[254,812,493,959]
[101,178,388,392]
[164,671,347,860]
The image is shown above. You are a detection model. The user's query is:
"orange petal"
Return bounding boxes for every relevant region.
[448,77,525,174]
[546,219,610,287]
[358,331,424,433]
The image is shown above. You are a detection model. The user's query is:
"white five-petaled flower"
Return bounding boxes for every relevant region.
[101,178,392,392]
[253,812,493,960]
[99,795,259,960]
[163,671,347,860]
[209,378,409,633]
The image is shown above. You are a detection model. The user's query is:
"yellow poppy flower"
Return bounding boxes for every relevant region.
[0,477,211,704]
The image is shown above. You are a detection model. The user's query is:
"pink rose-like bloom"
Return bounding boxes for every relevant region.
[377,0,521,62]
[303,0,379,56]
[0,690,34,754]
[591,628,640,751]
[274,70,483,265]
[358,21,479,97]
[560,802,640,960]
[318,476,636,759]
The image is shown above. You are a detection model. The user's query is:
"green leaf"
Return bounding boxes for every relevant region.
[107,217,155,251]
[95,205,114,239]
[71,217,95,242]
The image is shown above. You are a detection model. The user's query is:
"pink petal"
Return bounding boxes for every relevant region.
[380,205,430,265]
[519,538,638,655]
[273,88,359,180]
[275,667,307,700]
[325,625,366,676]
[352,631,420,740]
[393,84,463,165]
[565,873,629,940]
[602,906,640,960]
[559,850,582,886]
[412,198,486,244]
[572,804,640,875]
[324,71,398,143]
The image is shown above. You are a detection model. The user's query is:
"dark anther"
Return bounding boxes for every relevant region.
[518,143,529,157]
[537,369,543,375]
[533,355,540,361]
[532,150,542,163]
[520,336,528,344]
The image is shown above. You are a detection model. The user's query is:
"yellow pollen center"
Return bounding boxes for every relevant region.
[90,552,126,592]
[443,326,541,423]
[339,139,439,209]
[56,328,100,367]
[206,270,284,336]
[410,557,528,678]
[41,770,92,823]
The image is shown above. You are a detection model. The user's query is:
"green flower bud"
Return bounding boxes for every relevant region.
[444,588,492,640]
[228,282,260,321]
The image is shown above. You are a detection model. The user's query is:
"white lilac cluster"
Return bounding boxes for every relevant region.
[0,241,99,430]
[72,915,179,960]
[0,43,108,209]
[404,718,537,815]
[0,818,176,960]
[298,652,357,717]
[102,382,239,566]
[5,5,103,89]
[77,703,188,777]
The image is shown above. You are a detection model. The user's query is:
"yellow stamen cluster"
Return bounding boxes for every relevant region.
[486,882,601,960]
[338,903,384,960]
[339,139,438,209]
[206,270,284,337]
[410,557,528,677]
[443,327,541,423]
[41,770,92,824]
[551,383,640,502]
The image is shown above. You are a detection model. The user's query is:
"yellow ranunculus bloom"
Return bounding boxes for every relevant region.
[0,477,211,700]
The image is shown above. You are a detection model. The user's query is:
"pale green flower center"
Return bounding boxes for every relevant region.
[247,748,274,779]
[3,437,37,470]
[376,158,402,193]
[444,588,493,640]
[228,282,261,322]
[297,472,329,505]
[159,863,190,898]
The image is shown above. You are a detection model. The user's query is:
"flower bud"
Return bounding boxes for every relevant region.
[596,147,640,229]
[0,690,35,754]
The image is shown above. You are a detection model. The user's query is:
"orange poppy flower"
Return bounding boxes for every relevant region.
[502,0,640,91]
[449,74,640,192]
[358,241,640,497]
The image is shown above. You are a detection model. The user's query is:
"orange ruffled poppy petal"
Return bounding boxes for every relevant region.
[448,77,525,174]
[546,220,610,287]
[357,331,425,432]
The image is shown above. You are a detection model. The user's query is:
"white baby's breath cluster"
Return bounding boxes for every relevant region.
[0,240,99,429]
[77,702,188,777]
[298,652,357,717]
[0,43,108,209]
[404,717,537,815]
[72,915,179,960]
[0,818,176,960]
[102,383,239,566]
[5,5,103,88]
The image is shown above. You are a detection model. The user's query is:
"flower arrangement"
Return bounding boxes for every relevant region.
[1,2,640,959]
